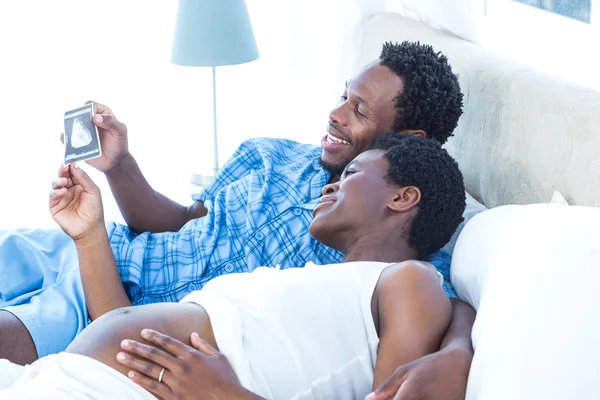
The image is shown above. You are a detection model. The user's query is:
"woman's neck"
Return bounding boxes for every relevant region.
[341,232,418,263]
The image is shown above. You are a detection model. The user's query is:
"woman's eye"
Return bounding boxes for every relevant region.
[354,105,364,117]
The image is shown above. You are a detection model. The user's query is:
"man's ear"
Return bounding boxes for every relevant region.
[387,186,421,213]
[398,129,427,139]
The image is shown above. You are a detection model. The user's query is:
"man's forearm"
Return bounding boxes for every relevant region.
[105,153,191,233]
[365,298,475,400]
[75,225,132,320]
[231,388,267,400]
[440,298,476,357]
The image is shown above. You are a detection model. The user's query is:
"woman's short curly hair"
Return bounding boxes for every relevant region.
[379,41,464,144]
[369,133,466,258]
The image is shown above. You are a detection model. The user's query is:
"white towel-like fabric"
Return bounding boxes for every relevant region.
[0,352,153,399]
[0,359,24,390]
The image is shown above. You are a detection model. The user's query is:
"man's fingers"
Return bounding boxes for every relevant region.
[365,392,386,400]
[141,329,189,358]
[392,382,413,400]
[86,100,113,117]
[190,332,216,356]
[120,339,178,370]
[369,369,409,400]
[93,113,127,137]
[127,370,171,399]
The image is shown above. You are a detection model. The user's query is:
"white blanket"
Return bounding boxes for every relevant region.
[0,352,153,399]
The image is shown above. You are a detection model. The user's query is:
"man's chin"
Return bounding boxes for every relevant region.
[319,152,348,176]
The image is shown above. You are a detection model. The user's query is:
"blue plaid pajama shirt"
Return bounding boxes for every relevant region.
[111,137,457,304]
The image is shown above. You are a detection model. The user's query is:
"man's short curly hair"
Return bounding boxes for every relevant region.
[379,41,464,144]
[369,133,466,258]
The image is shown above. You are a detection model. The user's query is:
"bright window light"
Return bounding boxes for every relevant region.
[513,0,591,23]
[0,0,354,229]
[483,0,600,90]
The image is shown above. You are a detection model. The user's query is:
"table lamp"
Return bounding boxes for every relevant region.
[171,0,259,185]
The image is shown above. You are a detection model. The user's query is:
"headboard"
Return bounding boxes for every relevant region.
[356,13,600,207]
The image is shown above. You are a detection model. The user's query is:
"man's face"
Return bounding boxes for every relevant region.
[309,150,398,251]
[320,62,403,176]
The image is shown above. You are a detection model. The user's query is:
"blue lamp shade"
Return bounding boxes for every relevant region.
[171,0,259,67]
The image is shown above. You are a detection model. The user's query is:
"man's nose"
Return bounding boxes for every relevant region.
[329,103,348,127]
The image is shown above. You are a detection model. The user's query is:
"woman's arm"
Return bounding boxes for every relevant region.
[372,261,452,389]
[50,163,131,319]
[73,225,131,319]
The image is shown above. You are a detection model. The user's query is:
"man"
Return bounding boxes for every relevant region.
[0,41,474,398]
[1,134,466,400]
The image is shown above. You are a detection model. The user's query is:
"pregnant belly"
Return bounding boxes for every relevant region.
[66,302,216,377]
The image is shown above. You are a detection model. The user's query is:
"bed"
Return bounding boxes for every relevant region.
[355,12,600,400]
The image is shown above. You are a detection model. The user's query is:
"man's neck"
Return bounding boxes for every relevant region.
[327,174,340,184]
[341,232,418,263]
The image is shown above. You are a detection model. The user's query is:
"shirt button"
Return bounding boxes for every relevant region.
[255,231,265,241]
[225,263,234,272]
[294,208,303,216]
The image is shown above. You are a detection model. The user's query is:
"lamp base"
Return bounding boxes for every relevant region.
[190,172,214,187]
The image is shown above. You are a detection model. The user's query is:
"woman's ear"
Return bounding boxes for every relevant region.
[398,129,427,139]
[387,186,421,213]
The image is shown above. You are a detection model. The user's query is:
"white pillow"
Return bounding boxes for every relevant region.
[442,191,487,256]
[550,190,569,205]
[451,204,600,400]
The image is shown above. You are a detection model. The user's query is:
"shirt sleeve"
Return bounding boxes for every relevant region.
[192,139,264,207]
[427,249,458,299]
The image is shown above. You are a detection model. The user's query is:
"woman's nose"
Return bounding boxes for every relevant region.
[322,183,339,195]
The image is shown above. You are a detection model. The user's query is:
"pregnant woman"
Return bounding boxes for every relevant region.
[0,134,465,399]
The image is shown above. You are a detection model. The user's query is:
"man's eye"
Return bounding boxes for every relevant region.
[340,95,348,102]
[354,105,364,117]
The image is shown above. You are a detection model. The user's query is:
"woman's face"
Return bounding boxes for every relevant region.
[309,150,398,251]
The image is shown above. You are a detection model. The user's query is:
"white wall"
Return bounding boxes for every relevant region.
[0,0,376,229]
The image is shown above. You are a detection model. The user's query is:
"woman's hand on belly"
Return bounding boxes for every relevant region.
[66,303,216,378]
[117,329,265,400]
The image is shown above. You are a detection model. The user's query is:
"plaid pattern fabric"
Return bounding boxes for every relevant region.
[108,138,456,305]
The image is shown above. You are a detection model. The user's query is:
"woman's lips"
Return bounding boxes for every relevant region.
[312,196,336,216]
